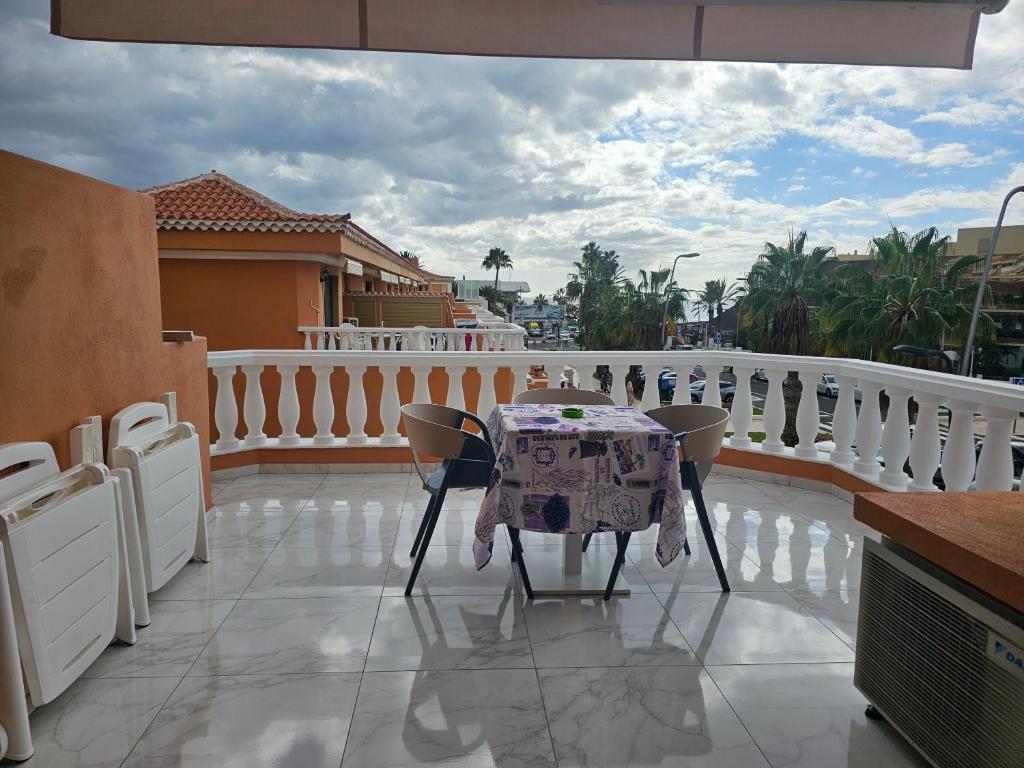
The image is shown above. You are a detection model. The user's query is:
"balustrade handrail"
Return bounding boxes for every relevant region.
[298,323,526,352]
[206,347,1024,493]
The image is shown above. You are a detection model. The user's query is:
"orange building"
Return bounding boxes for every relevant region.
[144,171,455,351]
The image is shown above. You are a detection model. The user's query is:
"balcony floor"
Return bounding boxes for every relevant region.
[23,473,926,767]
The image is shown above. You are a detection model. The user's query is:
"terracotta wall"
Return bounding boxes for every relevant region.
[0,151,213,505]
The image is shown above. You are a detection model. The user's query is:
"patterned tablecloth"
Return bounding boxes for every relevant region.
[473,403,686,569]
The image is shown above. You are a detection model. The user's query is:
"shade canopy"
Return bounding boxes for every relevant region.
[52,0,1007,69]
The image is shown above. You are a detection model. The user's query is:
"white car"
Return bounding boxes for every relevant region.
[817,374,840,397]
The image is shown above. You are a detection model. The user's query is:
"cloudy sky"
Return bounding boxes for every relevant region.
[2,0,1023,296]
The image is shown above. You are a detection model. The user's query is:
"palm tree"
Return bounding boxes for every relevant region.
[533,293,548,312]
[552,287,567,306]
[621,268,688,351]
[566,242,625,350]
[703,278,741,335]
[742,231,835,445]
[744,231,835,355]
[827,226,990,364]
[481,247,513,311]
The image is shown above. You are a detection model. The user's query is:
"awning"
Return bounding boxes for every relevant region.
[51,0,1005,69]
[344,259,364,277]
[381,271,399,284]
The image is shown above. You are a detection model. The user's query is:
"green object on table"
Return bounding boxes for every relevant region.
[561,407,585,419]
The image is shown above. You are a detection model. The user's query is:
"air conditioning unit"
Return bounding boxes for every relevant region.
[856,537,1024,768]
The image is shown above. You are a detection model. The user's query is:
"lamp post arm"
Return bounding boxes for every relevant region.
[960,186,1024,376]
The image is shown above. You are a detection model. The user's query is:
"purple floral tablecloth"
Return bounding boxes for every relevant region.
[473,403,686,569]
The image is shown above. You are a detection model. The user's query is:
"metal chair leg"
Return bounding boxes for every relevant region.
[405,485,447,596]
[409,493,438,558]
[682,461,729,592]
[507,527,534,599]
[603,531,631,600]
[581,532,593,552]
[683,538,691,556]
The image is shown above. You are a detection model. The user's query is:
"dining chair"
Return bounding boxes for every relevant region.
[512,388,615,406]
[401,403,534,597]
[583,404,731,592]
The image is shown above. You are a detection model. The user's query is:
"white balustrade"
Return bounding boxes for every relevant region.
[212,365,239,451]
[312,365,335,445]
[241,365,267,447]
[205,349,1024,499]
[702,366,723,409]
[762,370,787,453]
[829,375,858,467]
[794,371,820,459]
[854,382,884,477]
[976,406,1016,491]
[380,366,403,444]
[941,399,977,491]
[345,364,368,445]
[879,387,911,489]
[298,323,526,353]
[907,392,942,492]
[729,367,753,448]
[277,365,301,446]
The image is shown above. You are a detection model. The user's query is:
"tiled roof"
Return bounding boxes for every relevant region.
[142,172,350,233]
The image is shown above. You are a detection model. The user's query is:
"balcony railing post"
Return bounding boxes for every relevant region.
[907,391,942,492]
[611,364,629,406]
[512,365,530,399]
[345,364,368,445]
[830,375,858,467]
[640,362,662,411]
[941,399,977,491]
[854,381,884,477]
[762,369,787,454]
[303,332,313,350]
[671,369,691,405]
[794,371,820,459]
[379,365,402,445]
[212,365,240,452]
[315,332,325,350]
[412,364,432,404]
[975,406,1017,491]
[546,358,563,389]
[446,364,467,411]
[702,365,723,409]
[730,367,753,448]
[477,364,498,420]
[312,364,335,445]
[277,364,301,446]
[879,386,911,489]
[241,364,267,447]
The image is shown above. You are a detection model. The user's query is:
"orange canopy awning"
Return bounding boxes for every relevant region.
[51,0,1006,69]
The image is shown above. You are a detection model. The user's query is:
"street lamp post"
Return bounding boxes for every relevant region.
[960,186,1024,376]
[661,252,700,350]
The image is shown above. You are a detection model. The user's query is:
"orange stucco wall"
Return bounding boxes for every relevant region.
[0,150,213,506]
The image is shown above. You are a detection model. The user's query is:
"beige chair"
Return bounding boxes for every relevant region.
[647,404,731,591]
[512,388,614,406]
[401,403,534,597]
[582,403,731,592]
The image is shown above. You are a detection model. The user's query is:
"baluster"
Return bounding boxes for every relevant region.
[671,367,692,405]
[546,358,562,389]
[975,406,1016,491]
[512,365,530,399]
[611,364,629,406]
[412,364,432,404]
[277,365,301,446]
[762,369,787,454]
[830,375,857,466]
[241,364,267,447]
[346,364,368,445]
[303,332,312,350]
[702,365,723,409]
[477,364,497,419]
[213,365,240,451]
[585,364,601,392]
[640,362,662,411]
[312,364,335,445]
[854,382,884,476]
[327,332,337,350]
[315,332,325,350]
[446,364,467,411]
[730,366,753,448]
[379,365,402,445]
[879,387,911,488]
[794,371,820,459]
[940,399,976,491]
[907,392,942,491]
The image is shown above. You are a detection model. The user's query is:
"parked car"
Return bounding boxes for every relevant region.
[688,380,735,404]
[544,331,557,341]
[817,374,840,398]
[754,369,768,382]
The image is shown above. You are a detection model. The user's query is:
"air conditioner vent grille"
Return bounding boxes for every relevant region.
[855,545,1024,768]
